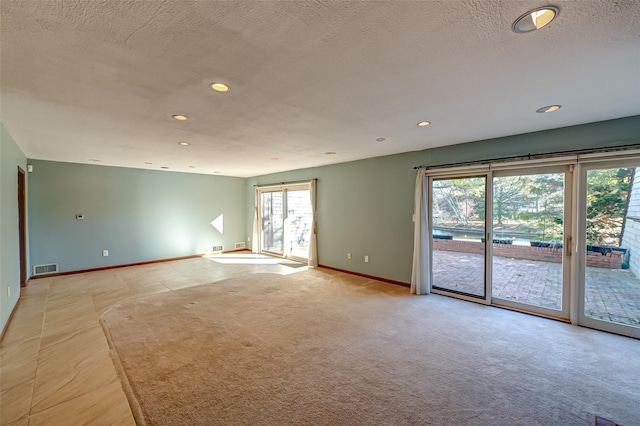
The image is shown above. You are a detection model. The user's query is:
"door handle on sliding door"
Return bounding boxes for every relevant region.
[566,236,571,257]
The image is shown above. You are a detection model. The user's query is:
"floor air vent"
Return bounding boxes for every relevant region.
[212,245,223,252]
[235,242,246,249]
[33,263,59,276]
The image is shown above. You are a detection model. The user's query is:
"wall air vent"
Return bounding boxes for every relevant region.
[212,245,223,253]
[33,263,59,276]
[235,242,246,249]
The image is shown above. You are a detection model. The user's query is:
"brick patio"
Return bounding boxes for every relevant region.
[432,250,640,327]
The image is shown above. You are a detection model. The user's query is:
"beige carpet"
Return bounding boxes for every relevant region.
[100,269,640,425]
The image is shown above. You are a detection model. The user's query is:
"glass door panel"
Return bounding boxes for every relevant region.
[583,165,640,330]
[285,190,313,260]
[431,176,486,298]
[491,172,566,314]
[261,191,284,255]
[425,157,640,338]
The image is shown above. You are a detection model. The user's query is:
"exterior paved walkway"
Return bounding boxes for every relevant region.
[433,250,640,327]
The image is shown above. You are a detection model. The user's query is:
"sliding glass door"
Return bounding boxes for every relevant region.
[491,167,571,318]
[261,191,284,255]
[259,184,313,262]
[428,167,570,318]
[285,189,314,260]
[426,155,640,338]
[578,160,640,339]
[430,175,488,301]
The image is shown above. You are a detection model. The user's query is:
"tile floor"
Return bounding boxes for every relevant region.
[0,254,306,426]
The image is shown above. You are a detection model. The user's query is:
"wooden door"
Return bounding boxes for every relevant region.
[18,167,27,287]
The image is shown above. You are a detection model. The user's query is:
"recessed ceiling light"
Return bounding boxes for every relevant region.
[512,6,559,33]
[189,166,196,169]
[161,166,170,169]
[144,162,153,165]
[376,138,386,142]
[210,82,230,92]
[325,151,336,155]
[178,141,190,146]
[172,114,188,121]
[417,121,431,127]
[536,105,561,113]
[271,157,279,161]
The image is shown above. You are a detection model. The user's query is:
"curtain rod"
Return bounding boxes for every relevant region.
[254,178,317,188]
[413,143,640,170]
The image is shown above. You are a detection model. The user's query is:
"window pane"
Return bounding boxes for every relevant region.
[491,173,564,311]
[286,190,313,259]
[432,176,486,298]
[585,167,640,328]
[261,191,283,254]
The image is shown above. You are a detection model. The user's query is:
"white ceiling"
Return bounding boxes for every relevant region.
[1,1,639,178]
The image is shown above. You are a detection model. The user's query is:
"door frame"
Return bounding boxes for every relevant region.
[424,152,640,338]
[18,166,27,288]
[428,170,492,305]
[575,158,640,339]
[490,165,573,320]
[258,189,285,256]
[257,182,312,262]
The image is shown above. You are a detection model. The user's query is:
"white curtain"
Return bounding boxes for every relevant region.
[411,169,430,295]
[251,188,259,253]
[308,179,318,267]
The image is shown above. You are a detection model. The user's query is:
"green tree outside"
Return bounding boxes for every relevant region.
[432,168,633,246]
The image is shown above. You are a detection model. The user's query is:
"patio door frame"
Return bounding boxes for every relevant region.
[490,165,573,320]
[575,156,640,339]
[428,168,492,305]
[425,150,640,338]
[428,164,572,316]
[257,182,311,263]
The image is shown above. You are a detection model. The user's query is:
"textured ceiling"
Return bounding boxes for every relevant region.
[1,1,639,177]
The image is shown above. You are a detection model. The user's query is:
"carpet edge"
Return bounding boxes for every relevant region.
[99,315,148,426]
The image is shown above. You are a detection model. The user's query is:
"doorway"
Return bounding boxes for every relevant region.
[490,167,571,319]
[577,159,640,339]
[18,167,27,288]
[425,154,640,338]
[429,167,572,319]
[258,183,313,262]
[431,175,487,300]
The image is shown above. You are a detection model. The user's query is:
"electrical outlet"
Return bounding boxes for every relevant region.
[347,253,352,260]
[102,249,109,257]
[364,255,369,263]
[7,287,10,298]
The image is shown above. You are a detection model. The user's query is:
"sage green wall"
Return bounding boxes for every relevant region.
[1,124,27,333]
[247,156,416,280]
[247,116,640,283]
[28,160,246,273]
